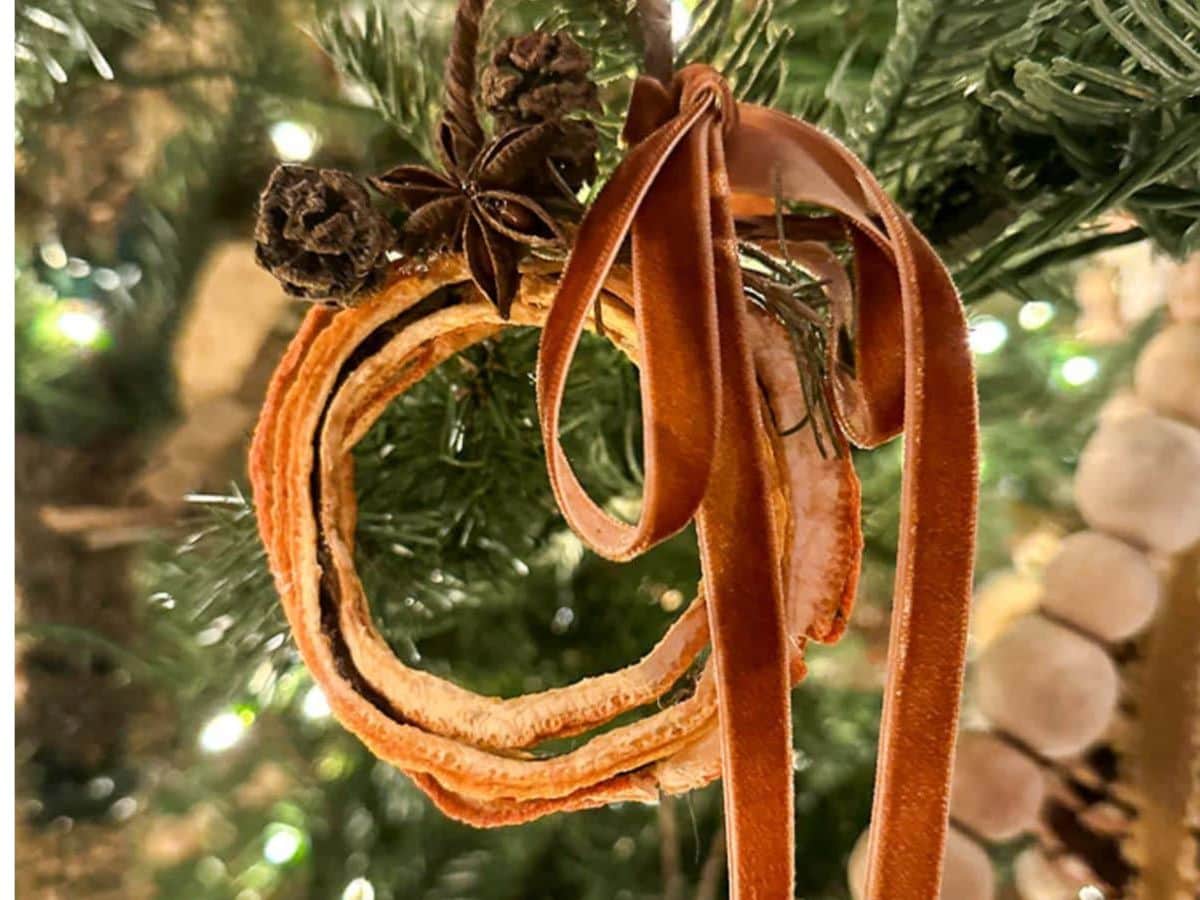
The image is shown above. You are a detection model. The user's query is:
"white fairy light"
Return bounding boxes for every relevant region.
[968,316,1008,355]
[1078,887,1105,900]
[1018,300,1055,331]
[262,824,305,865]
[301,685,331,720]
[1061,355,1100,386]
[342,878,376,900]
[54,302,105,348]
[199,710,248,753]
[269,121,317,162]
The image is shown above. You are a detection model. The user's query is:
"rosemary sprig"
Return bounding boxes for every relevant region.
[739,236,843,459]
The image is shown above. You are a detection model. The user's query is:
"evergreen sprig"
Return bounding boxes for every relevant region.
[310,1,447,163]
[853,0,1200,294]
[16,0,156,111]
[975,0,1200,260]
[677,0,793,106]
[851,0,1028,181]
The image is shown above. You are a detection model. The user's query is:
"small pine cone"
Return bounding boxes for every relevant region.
[482,30,600,127]
[482,30,600,191]
[254,165,395,304]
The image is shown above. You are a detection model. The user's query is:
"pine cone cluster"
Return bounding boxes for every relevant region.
[481,30,601,191]
[254,165,395,304]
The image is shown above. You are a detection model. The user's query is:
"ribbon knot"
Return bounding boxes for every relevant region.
[538,80,979,900]
[677,64,738,134]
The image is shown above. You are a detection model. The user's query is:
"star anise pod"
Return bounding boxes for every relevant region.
[370,121,566,318]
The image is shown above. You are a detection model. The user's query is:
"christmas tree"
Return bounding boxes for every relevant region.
[15,0,1200,897]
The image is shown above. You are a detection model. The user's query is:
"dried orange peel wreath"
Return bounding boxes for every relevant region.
[249,5,978,898]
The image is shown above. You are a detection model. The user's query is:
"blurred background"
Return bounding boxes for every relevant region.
[13,0,1200,898]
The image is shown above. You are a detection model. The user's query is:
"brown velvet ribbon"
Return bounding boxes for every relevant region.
[536,64,979,899]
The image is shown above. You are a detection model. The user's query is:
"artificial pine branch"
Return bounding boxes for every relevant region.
[16,0,155,109]
[678,0,792,106]
[852,0,1027,178]
[311,1,446,163]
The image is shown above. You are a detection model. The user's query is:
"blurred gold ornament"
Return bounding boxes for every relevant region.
[1164,254,1200,323]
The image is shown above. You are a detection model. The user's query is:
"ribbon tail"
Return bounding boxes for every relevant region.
[698,125,796,900]
[725,104,980,900]
[859,209,977,900]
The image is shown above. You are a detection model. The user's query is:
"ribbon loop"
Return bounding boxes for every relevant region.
[537,67,730,561]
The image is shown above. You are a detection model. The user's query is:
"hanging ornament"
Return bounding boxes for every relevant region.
[248,1,980,897]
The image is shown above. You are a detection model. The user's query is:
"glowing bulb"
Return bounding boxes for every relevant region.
[671,1,692,43]
[1061,355,1100,386]
[343,878,376,900]
[968,316,1008,355]
[262,824,305,865]
[1078,888,1105,900]
[270,121,317,162]
[199,711,248,753]
[1018,300,1055,331]
[54,302,105,347]
[301,685,331,720]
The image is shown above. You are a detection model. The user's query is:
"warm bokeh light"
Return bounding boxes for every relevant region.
[1018,300,1055,331]
[1061,355,1100,386]
[199,710,250,753]
[53,302,106,348]
[969,316,1008,355]
[269,121,317,162]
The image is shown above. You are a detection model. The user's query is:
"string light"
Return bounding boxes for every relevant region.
[269,121,317,162]
[1018,300,1055,331]
[199,710,250,753]
[262,823,306,865]
[53,301,106,348]
[968,316,1008,355]
[343,878,376,900]
[301,685,331,720]
[1060,355,1100,386]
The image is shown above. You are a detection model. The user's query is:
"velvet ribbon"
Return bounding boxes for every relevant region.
[535,64,978,899]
